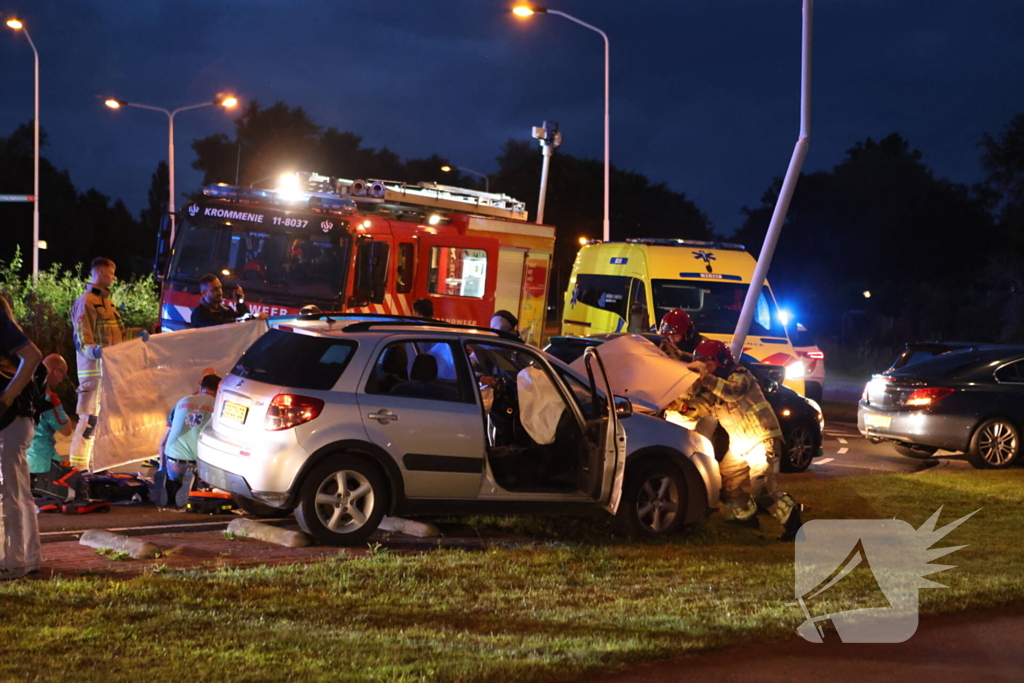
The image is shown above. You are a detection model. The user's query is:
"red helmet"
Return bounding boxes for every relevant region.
[659,308,695,340]
[693,339,734,368]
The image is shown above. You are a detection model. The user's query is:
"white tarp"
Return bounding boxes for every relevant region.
[517,365,565,445]
[568,335,698,412]
[92,320,267,472]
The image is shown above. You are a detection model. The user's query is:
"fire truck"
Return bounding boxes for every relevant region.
[156,173,555,345]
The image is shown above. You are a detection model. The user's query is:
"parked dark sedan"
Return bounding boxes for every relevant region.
[544,335,824,472]
[858,344,1024,468]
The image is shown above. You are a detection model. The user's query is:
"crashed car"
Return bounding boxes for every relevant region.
[545,334,824,472]
[197,315,721,545]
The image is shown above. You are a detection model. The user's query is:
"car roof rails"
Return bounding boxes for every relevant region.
[296,311,423,322]
[340,319,521,342]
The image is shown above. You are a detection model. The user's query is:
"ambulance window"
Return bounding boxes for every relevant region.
[628,279,650,332]
[396,243,414,294]
[573,274,630,318]
[427,247,487,298]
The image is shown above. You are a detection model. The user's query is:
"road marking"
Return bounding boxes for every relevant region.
[837,437,848,444]
[814,458,834,465]
[838,447,849,454]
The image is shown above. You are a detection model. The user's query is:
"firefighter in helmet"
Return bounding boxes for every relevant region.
[658,308,705,362]
[675,339,803,541]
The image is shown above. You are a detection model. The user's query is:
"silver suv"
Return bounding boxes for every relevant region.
[197,317,720,545]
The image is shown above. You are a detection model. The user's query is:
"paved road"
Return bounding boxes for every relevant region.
[809,419,973,478]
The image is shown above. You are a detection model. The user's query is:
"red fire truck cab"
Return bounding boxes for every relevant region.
[158,173,555,345]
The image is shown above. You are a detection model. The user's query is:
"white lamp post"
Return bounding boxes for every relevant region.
[104,95,238,246]
[6,18,41,278]
[440,164,490,193]
[514,5,610,242]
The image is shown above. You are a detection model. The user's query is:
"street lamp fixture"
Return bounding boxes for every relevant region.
[104,93,240,246]
[514,4,610,242]
[6,17,41,278]
[440,164,489,193]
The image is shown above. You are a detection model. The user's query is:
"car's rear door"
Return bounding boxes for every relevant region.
[356,336,485,498]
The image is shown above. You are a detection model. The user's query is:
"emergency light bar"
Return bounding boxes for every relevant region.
[203,170,529,222]
[202,182,358,216]
[625,238,747,251]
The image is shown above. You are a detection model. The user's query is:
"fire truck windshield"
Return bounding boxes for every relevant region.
[169,215,351,302]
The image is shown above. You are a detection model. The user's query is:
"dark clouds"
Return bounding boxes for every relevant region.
[1,0,1022,235]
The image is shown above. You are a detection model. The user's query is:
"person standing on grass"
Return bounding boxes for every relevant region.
[70,257,149,473]
[0,295,43,581]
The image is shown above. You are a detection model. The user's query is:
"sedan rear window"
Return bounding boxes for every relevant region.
[231,330,356,390]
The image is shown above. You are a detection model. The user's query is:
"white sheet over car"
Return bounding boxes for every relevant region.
[568,335,698,412]
[92,320,268,472]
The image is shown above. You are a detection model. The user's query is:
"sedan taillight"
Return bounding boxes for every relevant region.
[265,394,325,431]
[904,387,955,407]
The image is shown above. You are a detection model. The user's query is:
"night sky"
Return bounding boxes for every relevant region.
[2,0,1023,236]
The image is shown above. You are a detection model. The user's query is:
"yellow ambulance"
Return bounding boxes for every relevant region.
[561,238,807,394]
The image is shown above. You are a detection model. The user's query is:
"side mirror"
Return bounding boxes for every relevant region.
[614,395,633,418]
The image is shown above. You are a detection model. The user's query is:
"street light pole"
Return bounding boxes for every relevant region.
[105,97,237,247]
[6,19,41,278]
[514,6,610,241]
[440,164,489,193]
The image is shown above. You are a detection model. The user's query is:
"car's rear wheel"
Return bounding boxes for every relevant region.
[232,494,293,519]
[617,459,688,538]
[781,425,817,472]
[968,418,1020,469]
[892,443,938,459]
[295,454,388,545]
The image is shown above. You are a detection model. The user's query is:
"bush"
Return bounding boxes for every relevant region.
[0,247,159,412]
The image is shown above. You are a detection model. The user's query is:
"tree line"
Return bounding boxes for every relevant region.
[4,101,1024,350]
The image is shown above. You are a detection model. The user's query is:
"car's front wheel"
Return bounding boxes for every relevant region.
[617,458,688,538]
[892,443,938,459]
[781,425,817,472]
[295,454,389,545]
[968,418,1020,469]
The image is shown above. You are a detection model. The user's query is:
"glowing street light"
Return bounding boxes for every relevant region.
[440,164,489,193]
[863,290,872,299]
[514,4,610,241]
[6,17,41,277]
[104,94,238,246]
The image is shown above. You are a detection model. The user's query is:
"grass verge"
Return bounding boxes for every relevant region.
[2,470,1022,683]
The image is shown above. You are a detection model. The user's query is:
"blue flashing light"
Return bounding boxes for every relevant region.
[778,309,792,327]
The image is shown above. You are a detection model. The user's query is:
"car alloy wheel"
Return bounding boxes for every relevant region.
[782,426,815,472]
[296,454,388,545]
[969,418,1020,470]
[617,459,688,538]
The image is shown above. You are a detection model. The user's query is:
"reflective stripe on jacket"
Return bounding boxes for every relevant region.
[682,364,781,453]
[71,287,138,391]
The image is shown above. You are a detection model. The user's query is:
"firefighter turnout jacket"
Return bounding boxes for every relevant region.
[71,287,142,393]
[677,363,781,453]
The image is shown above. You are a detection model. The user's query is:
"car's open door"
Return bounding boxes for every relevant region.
[582,346,627,513]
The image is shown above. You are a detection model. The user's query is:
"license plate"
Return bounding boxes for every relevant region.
[864,413,891,429]
[222,401,249,424]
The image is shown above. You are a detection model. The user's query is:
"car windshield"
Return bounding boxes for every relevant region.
[651,280,787,337]
[169,215,351,302]
[231,330,357,390]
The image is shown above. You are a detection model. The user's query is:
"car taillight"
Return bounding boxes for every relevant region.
[265,394,325,431]
[805,350,824,360]
[904,387,954,407]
